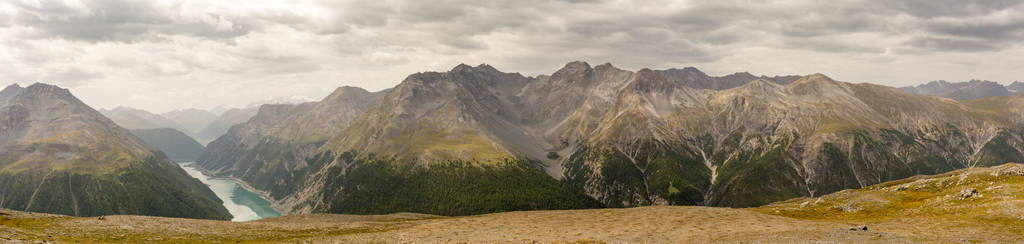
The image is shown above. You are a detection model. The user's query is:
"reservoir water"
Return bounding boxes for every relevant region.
[179,162,281,221]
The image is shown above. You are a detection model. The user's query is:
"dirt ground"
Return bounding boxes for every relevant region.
[4,205,1006,243]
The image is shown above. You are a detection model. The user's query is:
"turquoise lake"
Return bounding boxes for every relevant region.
[179,162,281,221]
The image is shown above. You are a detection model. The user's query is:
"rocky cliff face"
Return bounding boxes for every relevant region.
[198,62,1024,215]
[0,83,230,220]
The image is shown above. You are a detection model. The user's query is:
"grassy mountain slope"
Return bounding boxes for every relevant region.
[756,163,1024,241]
[0,84,229,220]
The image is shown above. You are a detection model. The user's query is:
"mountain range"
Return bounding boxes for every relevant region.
[901,79,1024,100]
[196,61,1024,216]
[0,84,230,219]
[100,106,258,144]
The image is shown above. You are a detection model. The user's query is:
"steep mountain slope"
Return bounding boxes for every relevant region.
[129,128,205,162]
[198,86,398,213]
[0,84,230,220]
[198,61,1024,216]
[99,107,189,133]
[901,80,1014,100]
[195,107,258,144]
[161,108,218,136]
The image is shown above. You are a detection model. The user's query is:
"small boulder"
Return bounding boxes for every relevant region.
[98,216,106,220]
[848,225,868,231]
[954,188,979,200]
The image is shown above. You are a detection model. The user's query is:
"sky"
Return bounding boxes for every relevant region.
[1,0,1023,113]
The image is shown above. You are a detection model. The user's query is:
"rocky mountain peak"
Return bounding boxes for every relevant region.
[451,63,474,72]
[627,68,677,92]
[1,84,23,94]
[593,62,617,70]
[0,84,24,104]
[799,73,834,82]
[786,73,861,100]
[681,66,704,73]
[22,83,74,98]
[790,73,839,87]
[724,72,757,81]
[325,86,372,101]
[563,61,592,70]
[550,61,593,79]
[448,63,501,74]
[668,67,708,77]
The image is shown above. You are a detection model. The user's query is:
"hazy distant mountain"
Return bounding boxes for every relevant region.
[130,128,206,162]
[663,67,801,90]
[901,80,1014,100]
[161,108,218,135]
[198,62,1024,216]
[195,107,259,144]
[103,105,258,145]
[99,106,189,132]
[1008,81,1024,93]
[0,83,230,219]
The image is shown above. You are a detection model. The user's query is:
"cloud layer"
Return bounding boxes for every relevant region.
[2,0,1023,112]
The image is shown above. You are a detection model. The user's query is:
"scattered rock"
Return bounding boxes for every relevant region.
[848,226,868,231]
[98,216,106,220]
[953,188,980,200]
[991,163,1024,176]
[837,203,860,213]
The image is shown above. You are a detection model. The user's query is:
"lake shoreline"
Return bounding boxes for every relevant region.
[179,162,287,216]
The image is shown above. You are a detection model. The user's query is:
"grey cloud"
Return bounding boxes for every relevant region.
[882,0,1023,18]
[39,67,104,87]
[926,17,1024,40]
[6,0,310,43]
[782,37,886,53]
[4,0,1024,112]
[11,0,171,42]
[904,36,1001,52]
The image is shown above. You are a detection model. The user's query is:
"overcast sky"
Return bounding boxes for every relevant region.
[2,0,1023,113]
